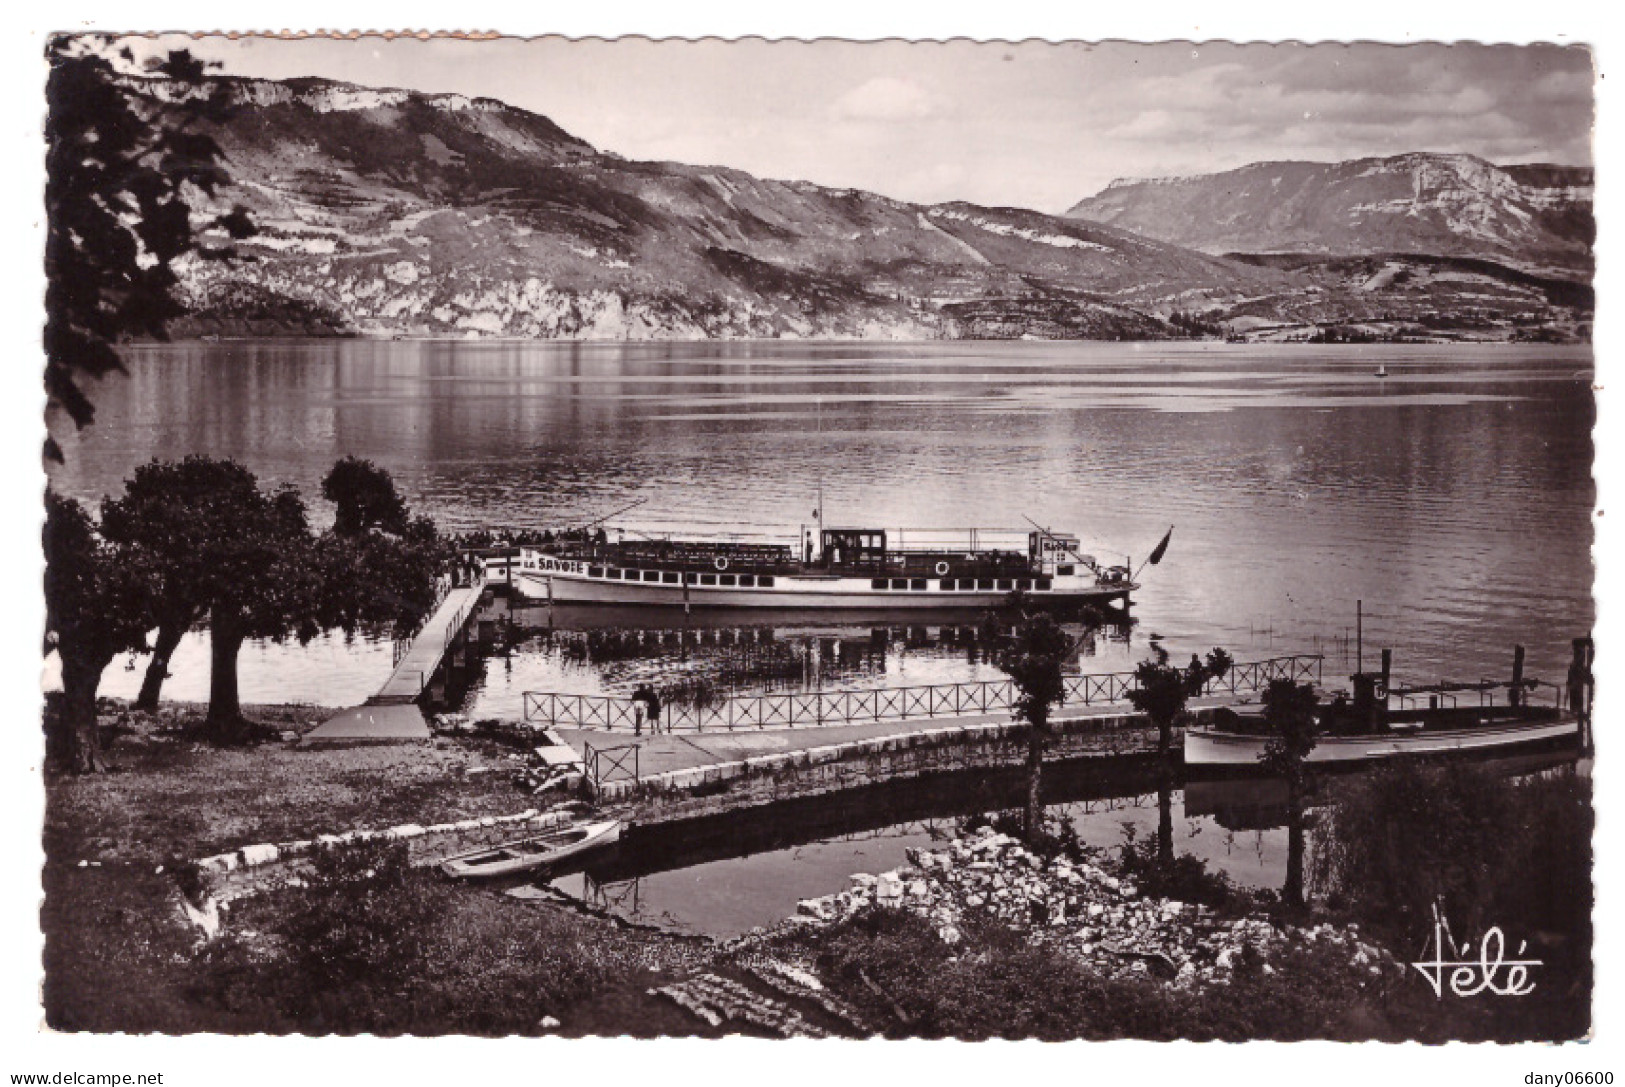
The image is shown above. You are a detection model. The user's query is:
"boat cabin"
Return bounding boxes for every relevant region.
[821,528,887,571]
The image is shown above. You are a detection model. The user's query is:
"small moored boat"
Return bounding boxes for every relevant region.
[440,818,621,880]
[1185,646,1580,769]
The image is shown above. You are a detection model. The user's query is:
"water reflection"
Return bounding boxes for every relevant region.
[48,341,1594,708]
[541,748,1582,937]
[437,599,1132,719]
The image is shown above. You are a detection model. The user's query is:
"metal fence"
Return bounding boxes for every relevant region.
[524,653,1325,734]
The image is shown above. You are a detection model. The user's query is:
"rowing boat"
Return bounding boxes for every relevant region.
[439,818,622,880]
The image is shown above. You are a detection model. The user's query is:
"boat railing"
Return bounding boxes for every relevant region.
[522,653,1325,733]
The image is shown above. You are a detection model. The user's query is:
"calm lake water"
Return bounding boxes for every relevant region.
[44,339,1595,931]
[49,339,1595,708]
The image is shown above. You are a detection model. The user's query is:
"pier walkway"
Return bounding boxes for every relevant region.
[555,691,1253,797]
[304,577,484,745]
[371,579,484,705]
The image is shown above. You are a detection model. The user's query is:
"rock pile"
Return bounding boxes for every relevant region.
[791,825,1403,991]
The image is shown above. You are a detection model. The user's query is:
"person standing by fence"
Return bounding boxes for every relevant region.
[631,684,662,735]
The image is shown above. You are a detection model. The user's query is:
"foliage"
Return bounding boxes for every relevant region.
[44,491,155,770]
[987,611,1072,735]
[981,610,1074,840]
[1257,678,1321,908]
[315,513,444,637]
[101,457,322,734]
[322,456,410,537]
[193,843,679,1035]
[1258,678,1322,780]
[1311,760,1593,948]
[1126,645,1232,736]
[1115,823,1257,912]
[278,843,442,991]
[44,38,253,459]
[792,904,1573,1041]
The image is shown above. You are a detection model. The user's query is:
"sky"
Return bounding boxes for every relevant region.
[111,35,1598,219]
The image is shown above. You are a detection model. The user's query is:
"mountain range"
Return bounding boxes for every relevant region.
[1066,154,1593,279]
[136,74,1591,344]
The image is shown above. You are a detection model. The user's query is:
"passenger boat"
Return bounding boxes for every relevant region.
[439,819,622,880]
[515,526,1142,612]
[1185,648,1579,769]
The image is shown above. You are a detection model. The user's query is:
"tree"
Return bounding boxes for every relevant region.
[102,457,322,739]
[322,457,410,538]
[100,457,248,711]
[44,491,154,772]
[1258,678,1322,910]
[985,610,1073,841]
[45,37,254,461]
[315,513,445,637]
[1127,646,1232,866]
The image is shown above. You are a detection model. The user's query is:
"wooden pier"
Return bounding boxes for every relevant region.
[370,581,485,705]
[303,578,485,744]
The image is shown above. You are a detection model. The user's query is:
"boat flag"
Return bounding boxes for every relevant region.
[1148,526,1173,566]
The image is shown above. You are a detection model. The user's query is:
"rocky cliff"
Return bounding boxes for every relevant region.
[1066,153,1593,280]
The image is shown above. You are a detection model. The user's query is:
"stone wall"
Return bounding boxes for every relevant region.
[195,806,581,902]
[611,713,1174,826]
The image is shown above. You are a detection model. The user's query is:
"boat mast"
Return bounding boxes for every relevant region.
[815,397,825,557]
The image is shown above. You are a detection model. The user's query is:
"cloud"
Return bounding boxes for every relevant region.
[831,76,941,122]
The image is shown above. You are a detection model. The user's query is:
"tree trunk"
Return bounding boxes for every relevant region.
[136,619,185,712]
[205,616,247,739]
[1157,717,1175,866]
[1024,727,1045,841]
[1284,774,1306,909]
[59,651,110,774]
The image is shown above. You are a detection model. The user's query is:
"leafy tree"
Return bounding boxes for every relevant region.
[985,610,1074,841]
[322,456,410,537]
[43,491,154,772]
[315,512,445,637]
[45,37,253,461]
[100,457,250,711]
[102,457,321,739]
[1258,678,1322,909]
[1127,646,1232,865]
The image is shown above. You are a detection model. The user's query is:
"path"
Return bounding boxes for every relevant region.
[555,692,1246,783]
[304,579,483,745]
[371,582,484,704]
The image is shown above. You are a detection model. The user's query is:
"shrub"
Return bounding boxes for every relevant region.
[1311,759,1592,946]
[1116,822,1257,912]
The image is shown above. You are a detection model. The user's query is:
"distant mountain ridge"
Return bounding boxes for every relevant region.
[122,74,1589,343]
[1065,153,1593,279]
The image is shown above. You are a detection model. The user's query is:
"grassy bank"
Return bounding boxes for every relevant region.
[40,702,1592,1039]
[39,698,705,1033]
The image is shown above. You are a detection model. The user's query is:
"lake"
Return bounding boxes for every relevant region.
[47,339,1595,710]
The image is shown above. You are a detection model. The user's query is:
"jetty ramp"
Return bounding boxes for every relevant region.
[304,580,483,745]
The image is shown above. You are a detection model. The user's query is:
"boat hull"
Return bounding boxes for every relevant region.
[516,570,1131,611]
[1184,717,1580,768]
[439,819,622,880]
